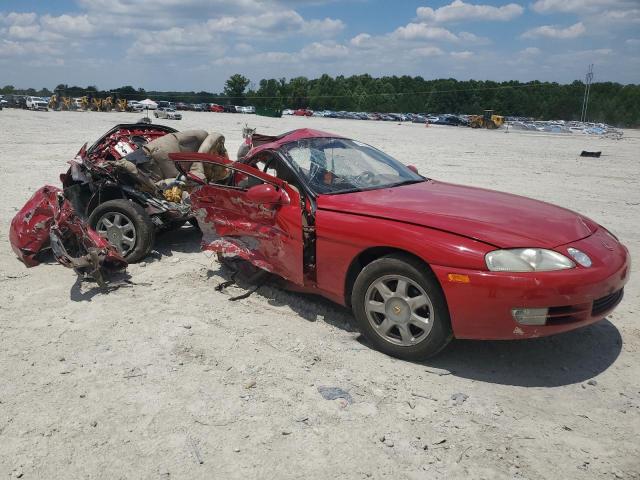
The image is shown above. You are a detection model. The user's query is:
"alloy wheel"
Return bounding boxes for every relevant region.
[95,212,137,256]
[364,274,434,346]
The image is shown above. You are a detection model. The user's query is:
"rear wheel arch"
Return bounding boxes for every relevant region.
[344,247,439,308]
[86,186,126,216]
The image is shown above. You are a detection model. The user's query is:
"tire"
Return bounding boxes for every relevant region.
[88,199,155,263]
[352,254,453,360]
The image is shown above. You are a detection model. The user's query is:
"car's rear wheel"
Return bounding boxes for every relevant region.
[352,254,452,360]
[89,199,155,263]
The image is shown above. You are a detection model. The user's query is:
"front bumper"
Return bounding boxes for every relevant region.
[432,228,631,340]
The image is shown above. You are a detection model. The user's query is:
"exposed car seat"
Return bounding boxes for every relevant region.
[142,130,229,183]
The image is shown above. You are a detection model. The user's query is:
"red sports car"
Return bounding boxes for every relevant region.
[171,128,630,360]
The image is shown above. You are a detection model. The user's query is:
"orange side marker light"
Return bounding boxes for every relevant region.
[447,273,470,283]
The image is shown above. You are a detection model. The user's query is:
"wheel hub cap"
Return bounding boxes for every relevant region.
[386,298,410,322]
[364,274,434,347]
[95,212,136,256]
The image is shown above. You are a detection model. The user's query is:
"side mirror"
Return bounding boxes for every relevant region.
[246,184,286,205]
[406,164,419,174]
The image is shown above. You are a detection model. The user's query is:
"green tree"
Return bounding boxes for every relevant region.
[224,74,250,105]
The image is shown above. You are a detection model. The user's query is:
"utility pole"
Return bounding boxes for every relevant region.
[580,64,594,123]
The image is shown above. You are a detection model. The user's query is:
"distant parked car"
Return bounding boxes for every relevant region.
[282,109,294,115]
[175,102,189,111]
[236,105,256,113]
[209,104,224,112]
[154,107,182,120]
[128,101,144,112]
[223,105,238,113]
[26,96,48,111]
[294,109,313,116]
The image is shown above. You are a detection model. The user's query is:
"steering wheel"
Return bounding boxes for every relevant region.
[355,170,376,185]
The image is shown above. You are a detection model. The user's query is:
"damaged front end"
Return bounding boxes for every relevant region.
[9,123,189,284]
[10,185,126,285]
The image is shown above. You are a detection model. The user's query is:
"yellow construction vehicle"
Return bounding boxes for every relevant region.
[116,98,128,112]
[61,97,72,110]
[91,97,103,111]
[102,96,113,111]
[469,110,504,129]
[48,94,58,110]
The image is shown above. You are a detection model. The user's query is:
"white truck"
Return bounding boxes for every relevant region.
[26,96,49,111]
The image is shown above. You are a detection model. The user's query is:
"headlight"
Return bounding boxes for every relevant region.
[567,247,592,267]
[485,248,575,272]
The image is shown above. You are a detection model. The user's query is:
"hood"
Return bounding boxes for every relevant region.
[317,180,596,248]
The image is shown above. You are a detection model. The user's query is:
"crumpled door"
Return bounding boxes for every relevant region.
[187,158,304,285]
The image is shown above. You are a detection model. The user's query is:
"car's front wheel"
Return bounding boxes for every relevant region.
[352,254,453,360]
[89,199,155,263]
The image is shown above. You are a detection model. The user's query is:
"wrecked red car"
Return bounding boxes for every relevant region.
[10,126,630,360]
[173,128,629,360]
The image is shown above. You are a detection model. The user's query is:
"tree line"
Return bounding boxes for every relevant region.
[2,74,638,127]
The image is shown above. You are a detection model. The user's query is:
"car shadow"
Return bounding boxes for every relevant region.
[420,320,623,387]
[207,261,356,333]
[69,270,136,302]
[207,261,623,387]
[150,224,202,259]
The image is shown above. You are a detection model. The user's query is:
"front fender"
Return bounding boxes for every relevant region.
[314,210,493,304]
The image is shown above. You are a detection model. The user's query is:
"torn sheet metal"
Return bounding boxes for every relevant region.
[9,185,126,283]
[10,185,63,267]
[192,206,276,274]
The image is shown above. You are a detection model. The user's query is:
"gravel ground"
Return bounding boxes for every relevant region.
[0,109,638,479]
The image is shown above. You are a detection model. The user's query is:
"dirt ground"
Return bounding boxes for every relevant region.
[1,109,638,479]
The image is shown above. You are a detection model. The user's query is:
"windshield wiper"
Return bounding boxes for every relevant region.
[324,186,362,195]
[386,179,426,188]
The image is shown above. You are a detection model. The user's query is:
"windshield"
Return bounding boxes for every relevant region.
[280,137,424,194]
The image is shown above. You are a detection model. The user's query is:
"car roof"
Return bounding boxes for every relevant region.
[249,128,345,156]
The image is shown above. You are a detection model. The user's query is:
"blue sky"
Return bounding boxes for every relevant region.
[1,0,638,91]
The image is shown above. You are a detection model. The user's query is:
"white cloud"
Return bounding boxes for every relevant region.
[531,0,640,25]
[522,22,586,39]
[532,0,628,14]
[520,47,541,55]
[0,38,60,57]
[412,46,445,57]
[458,31,491,44]
[7,24,41,40]
[206,10,343,37]
[350,33,375,49]
[393,23,459,42]
[417,0,524,23]
[301,41,349,59]
[450,50,474,59]
[1,12,37,26]
[40,14,95,36]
